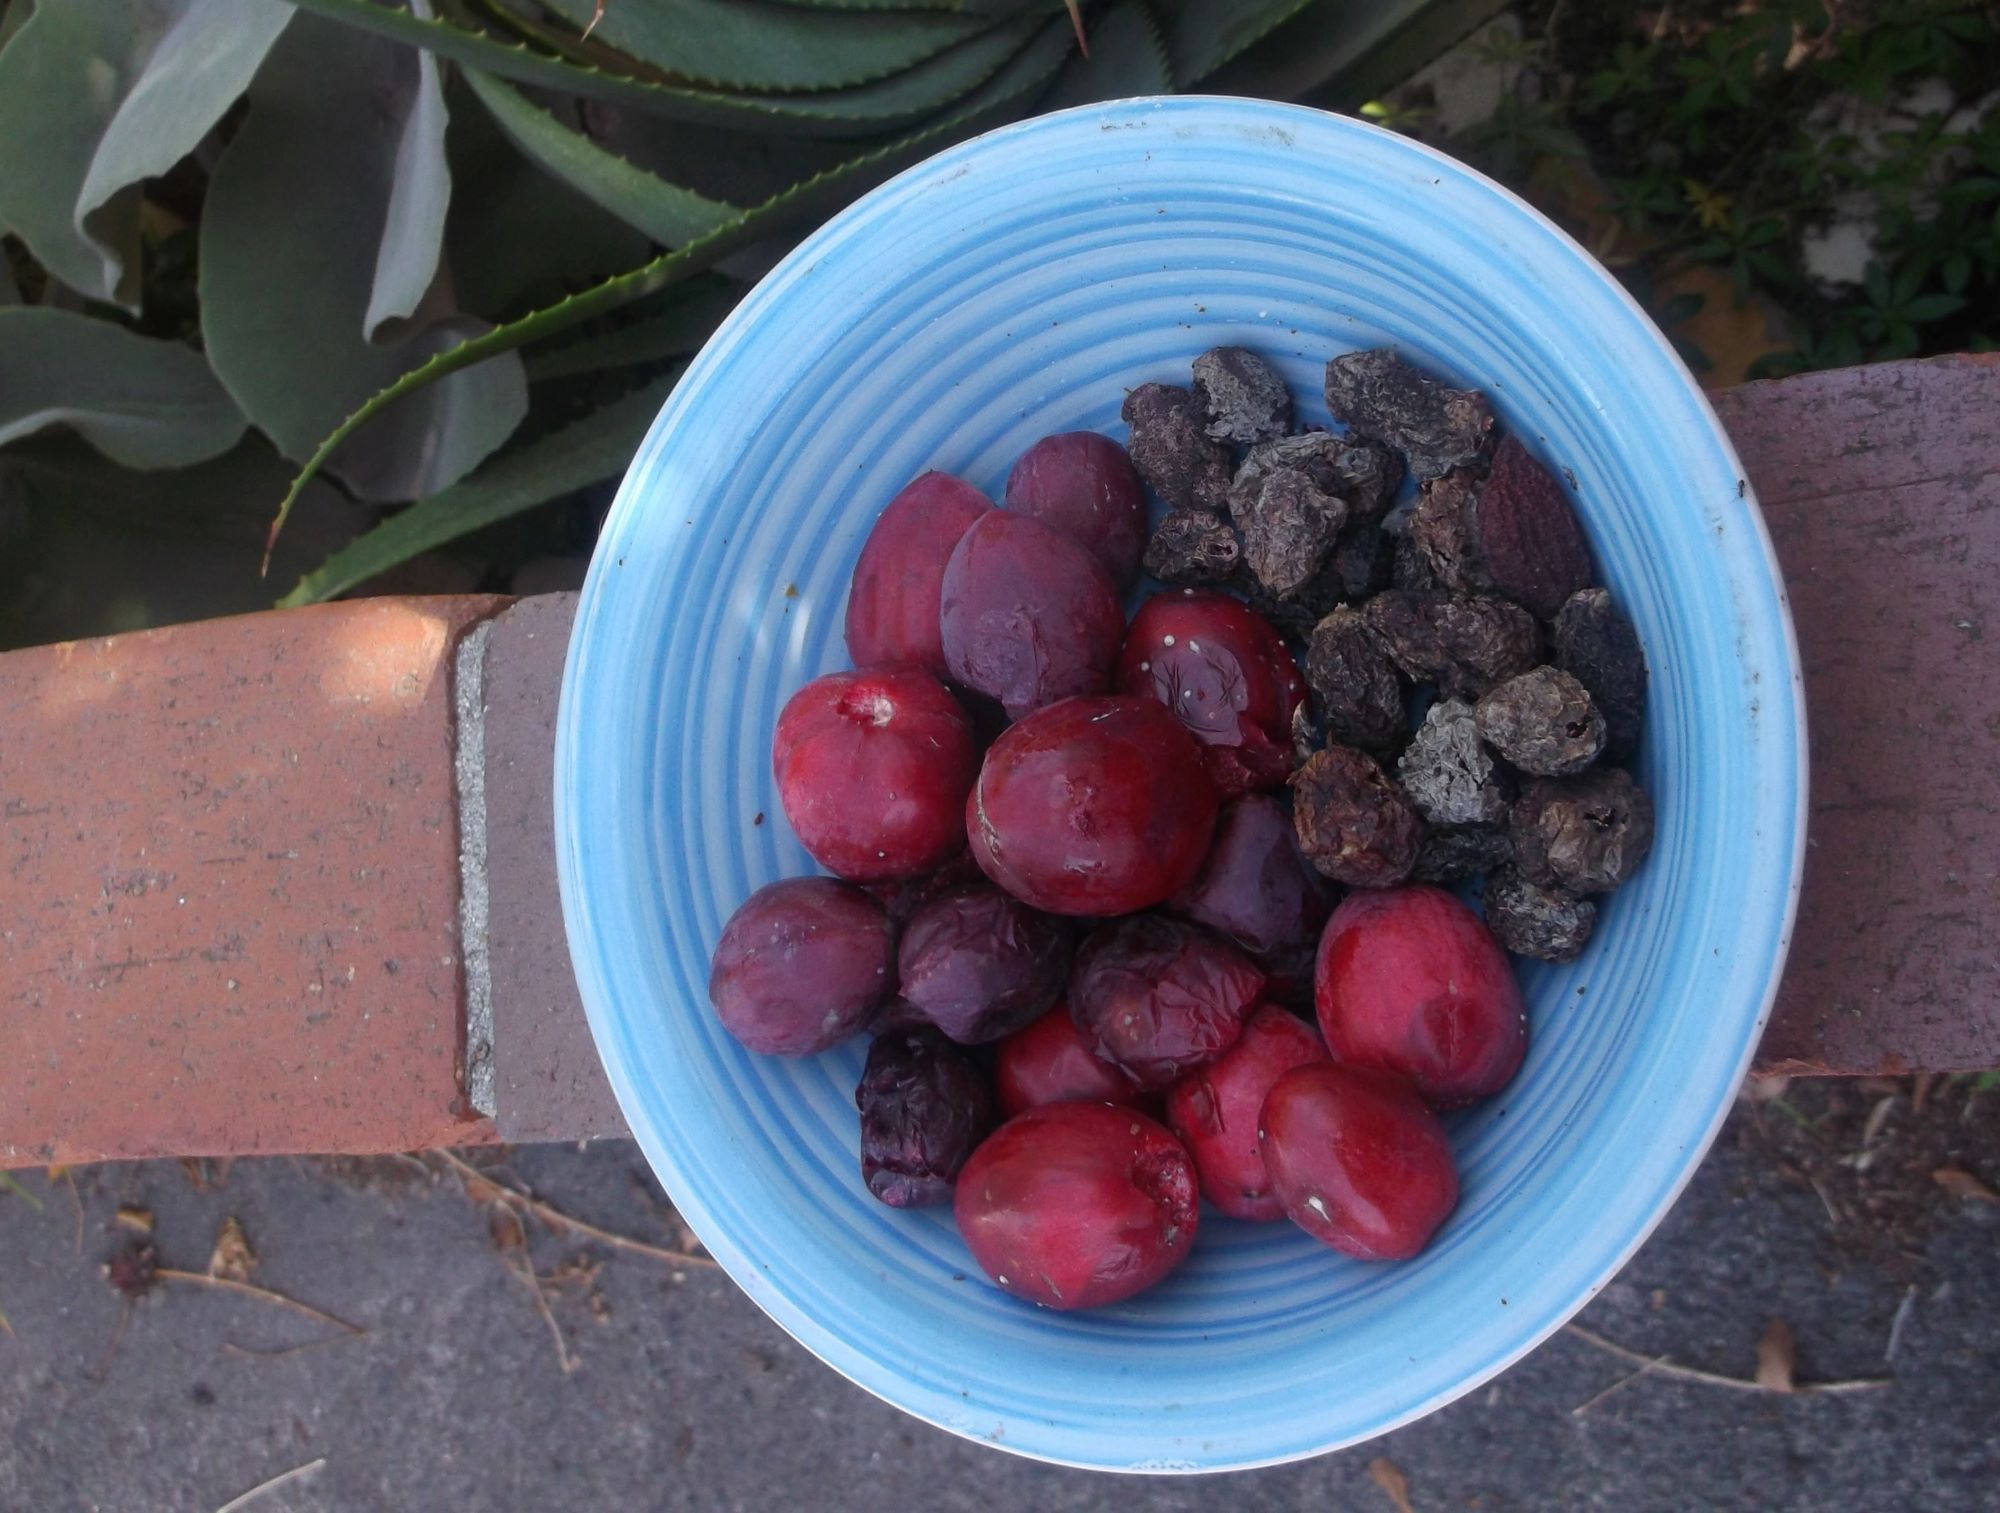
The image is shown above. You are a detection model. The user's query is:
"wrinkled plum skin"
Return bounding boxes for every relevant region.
[707,878,893,1056]
[856,1027,994,1208]
[1259,1062,1459,1260]
[1165,1005,1328,1220]
[1315,885,1527,1106]
[1004,432,1149,589]
[1069,915,1266,1090]
[993,1005,1138,1117]
[896,883,1073,1045]
[953,1103,1199,1310]
[967,696,1219,917]
[940,512,1125,719]
[844,472,992,678]
[773,667,978,883]
[1169,793,1335,963]
[1116,592,1308,795]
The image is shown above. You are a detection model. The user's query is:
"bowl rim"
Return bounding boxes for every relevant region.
[553,93,1810,1471]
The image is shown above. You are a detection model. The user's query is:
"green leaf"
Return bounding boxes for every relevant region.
[462,68,738,246]
[279,369,684,605]
[1943,252,1971,294]
[1201,0,1512,111]
[524,277,741,381]
[1863,258,1890,307]
[289,0,1038,135]
[365,0,456,338]
[1902,292,1966,323]
[264,13,1075,552]
[534,0,987,91]
[1041,0,1170,109]
[0,308,245,468]
[1153,0,1318,87]
[0,0,288,308]
[0,1170,42,1208]
[202,12,528,504]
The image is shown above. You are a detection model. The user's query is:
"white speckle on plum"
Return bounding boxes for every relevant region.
[1139,661,1150,673]
[1306,1195,1330,1221]
[1162,634,1176,647]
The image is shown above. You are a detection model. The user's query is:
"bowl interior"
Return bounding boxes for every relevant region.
[555,97,1804,1472]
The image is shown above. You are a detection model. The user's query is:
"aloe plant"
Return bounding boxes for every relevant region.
[0,0,1488,615]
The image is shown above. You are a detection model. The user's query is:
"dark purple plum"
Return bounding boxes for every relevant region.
[896,883,1072,1044]
[1168,794,1335,983]
[708,878,893,1056]
[939,511,1125,719]
[1069,915,1266,1090]
[856,1027,994,1207]
[1003,432,1149,588]
[845,472,992,678]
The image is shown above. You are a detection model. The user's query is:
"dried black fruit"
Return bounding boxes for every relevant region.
[1362,590,1541,701]
[856,1027,994,1208]
[1232,467,1347,597]
[1291,745,1424,888]
[1328,524,1396,601]
[1122,383,1232,512]
[1511,767,1654,893]
[1410,441,1594,620]
[1475,666,1605,777]
[1397,699,1511,826]
[1323,349,1496,482]
[1305,605,1405,753]
[1484,867,1596,963]
[896,883,1072,1044]
[1392,530,1441,592]
[1144,509,1242,585]
[1236,432,1402,526]
[1192,346,1293,445]
[1554,587,1648,762]
[1412,824,1513,884]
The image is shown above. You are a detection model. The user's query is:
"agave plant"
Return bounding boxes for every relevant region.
[0,0,1482,622]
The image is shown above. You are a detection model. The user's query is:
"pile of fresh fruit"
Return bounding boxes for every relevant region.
[706,345,1653,1310]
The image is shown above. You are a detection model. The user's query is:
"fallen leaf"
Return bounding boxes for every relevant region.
[1859,1094,1897,1149]
[1911,1071,1935,1115]
[1368,1457,1416,1513]
[207,1217,257,1282]
[103,1240,160,1299]
[1933,1166,1998,1203]
[490,1208,527,1253]
[462,1172,505,1208]
[1755,1320,1796,1393]
[114,1205,153,1235]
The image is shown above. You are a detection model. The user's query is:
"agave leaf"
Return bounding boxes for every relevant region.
[202,12,528,502]
[463,69,740,245]
[1152,0,1317,86]
[1040,0,1169,109]
[278,368,684,606]
[263,15,1075,556]
[0,0,289,308]
[1204,0,1509,110]
[523,276,741,381]
[530,0,985,92]
[0,307,245,468]
[291,0,1043,135]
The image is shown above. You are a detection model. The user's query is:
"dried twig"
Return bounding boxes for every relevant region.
[212,1456,325,1513]
[1571,1351,1670,1416]
[1564,1324,1890,1396]
[506,1253,575,1374]
[432,1151,717,1270]
[1885,1285,1917,1363]
[223,1335,355,1362]
[155,1268,363,1336]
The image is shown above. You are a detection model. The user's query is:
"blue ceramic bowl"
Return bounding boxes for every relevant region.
[555,97,1806,1471]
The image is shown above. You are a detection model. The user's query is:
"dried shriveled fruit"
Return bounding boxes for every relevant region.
[1236,432,1402,525]
[1305,606,1406,754]
[1192,346,1293,444]
[1411,824,1512,884]
[896,883,1073,1044]
[1291,745,1424,888]
[1397,699,1511,826]
[940,510,1125,719]
[1554,587,1648,762]
[1070,915,1266,1090]
[1122,383,1231,512]
[1511,767,1654,893]
[1409,438,1592,619]
[1483,867,1596,963]
[856,1028,994,1207]
[1363,589,1541,701]
[1232,467,1347,598]
[1475,666,1605,777]
[1004,432,1149,589]
[1328,524,1396,601]
[708,879,893,1057]
[1323,349,1496,482]
[844,472,992,678]
[1392,530,1440,592]
[1144,509,1242,586]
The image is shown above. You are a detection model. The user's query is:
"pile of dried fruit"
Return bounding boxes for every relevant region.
[706,346,1653,1310]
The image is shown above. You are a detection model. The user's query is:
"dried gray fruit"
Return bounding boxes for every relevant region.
[1323,349,1496,482]
[1511,768,1654,893]
[1397,699,1511,826]
[1475,666,1605,777]
[1123,383,1232,512]
[1305,605,1405,754]
[1233,467,1347,597]
[1192,346,1293,445]
[1484,867,1596,963]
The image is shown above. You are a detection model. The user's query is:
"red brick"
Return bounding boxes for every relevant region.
[0,596,508,1166]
